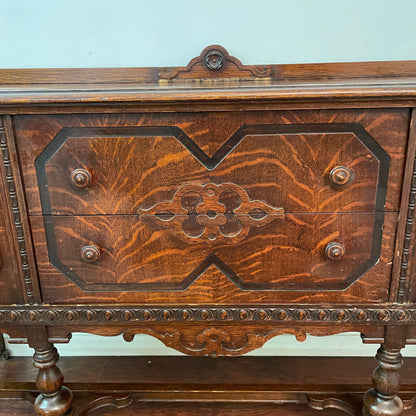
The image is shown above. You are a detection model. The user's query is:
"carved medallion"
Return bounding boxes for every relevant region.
[138,183,284,244]
[158,45,272,80]
[205,49,224,71]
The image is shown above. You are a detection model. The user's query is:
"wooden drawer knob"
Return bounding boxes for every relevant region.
[329,166,352,186]
[81,245,100,263]
[71,169,91,188]
[325,242,345,261]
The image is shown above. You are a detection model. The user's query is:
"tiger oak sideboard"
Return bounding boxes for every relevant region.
[1,46,416,415]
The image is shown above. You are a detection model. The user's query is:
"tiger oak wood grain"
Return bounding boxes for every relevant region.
[14,109,407,216]
[41,129,379,215]
[28,212,397,304]
[0,205,21,305]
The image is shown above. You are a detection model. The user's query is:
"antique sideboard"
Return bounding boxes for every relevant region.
[1,46,416,415]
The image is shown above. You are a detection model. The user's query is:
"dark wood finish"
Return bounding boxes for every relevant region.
[2,49,416,115]
[0,119,33,305]
[158,45,273,80]
[364,345,404,415]
[0,397,35,416]
[2,58,416,85]
[363,327,407,416]
[1,47,416,414]
[0,116,40,304]
[2,356,416,415]
[0,399,365,416]
[0,334,9,360]
[27,327,73,416]
[3,356,416,395]
[392,112,416,303]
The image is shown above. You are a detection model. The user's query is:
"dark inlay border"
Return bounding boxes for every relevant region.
[35,124,389,293]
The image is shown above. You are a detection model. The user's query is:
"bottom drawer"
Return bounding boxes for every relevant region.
[29,211,397,304]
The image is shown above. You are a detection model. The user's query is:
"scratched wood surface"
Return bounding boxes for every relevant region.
[14,109,408,216]
[1,58,416,85]
[2,58,416,116]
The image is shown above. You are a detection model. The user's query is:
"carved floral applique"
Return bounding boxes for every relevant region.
[138,183,284,244]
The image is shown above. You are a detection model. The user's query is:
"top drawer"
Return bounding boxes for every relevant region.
[16,110,407,216]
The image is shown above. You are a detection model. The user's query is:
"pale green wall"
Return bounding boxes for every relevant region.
[2,0,416,356]
[1,0,416,68]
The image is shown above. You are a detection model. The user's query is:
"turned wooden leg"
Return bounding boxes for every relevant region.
[28,327,73,416]
[363,341,404,416]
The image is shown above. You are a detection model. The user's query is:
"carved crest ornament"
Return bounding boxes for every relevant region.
[138,182,285,244]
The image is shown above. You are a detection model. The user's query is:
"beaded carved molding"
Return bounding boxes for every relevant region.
[0,116,37,304]
[0,305,415,325]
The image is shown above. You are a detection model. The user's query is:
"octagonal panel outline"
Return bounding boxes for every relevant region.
[35,123,390,292]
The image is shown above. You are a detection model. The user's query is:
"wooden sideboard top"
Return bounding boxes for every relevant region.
[0,46,416,111]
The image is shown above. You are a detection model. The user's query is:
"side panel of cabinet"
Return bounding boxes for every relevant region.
[0,116,40,305]
[0,200,21,304]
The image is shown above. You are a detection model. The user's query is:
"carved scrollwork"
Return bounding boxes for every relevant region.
[307,394,361,416]
[123,327,306,358]
[138,182,284,244]
[78,395,133,416]
[158,45,272,80]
